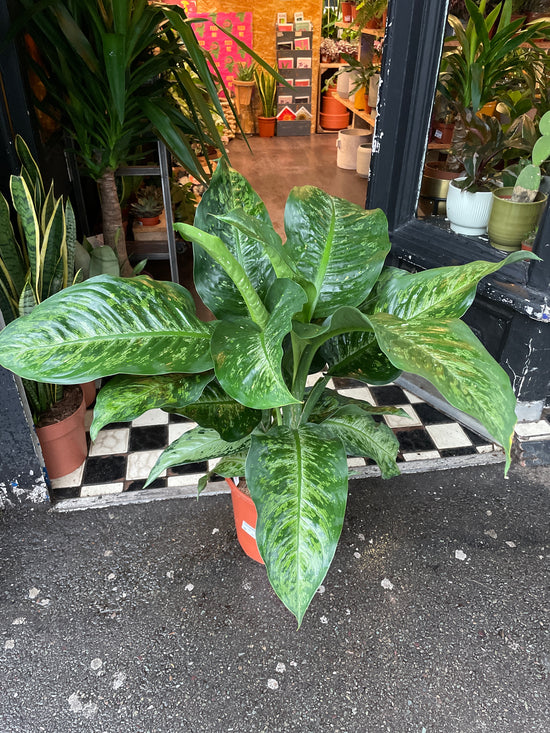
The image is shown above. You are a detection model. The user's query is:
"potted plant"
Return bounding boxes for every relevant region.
[439,0,550,114]
[8,0,281,275]
[253,68,277,137]
[445,106,530,235]
[320,37,339,63]
[352,0,388,30]
[0,136,86,479]
[0,161,536,623]
[488,111,550,250]
[131,185,164,227]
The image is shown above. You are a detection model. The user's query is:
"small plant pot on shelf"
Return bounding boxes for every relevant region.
[488,187,548,252]
[321,93,348,115]
[446,178,494,236]
[35,386,87,479]
[257,115,276,137]
[137,215,161,227]
[226,478,264,564]
[430,122,454,145]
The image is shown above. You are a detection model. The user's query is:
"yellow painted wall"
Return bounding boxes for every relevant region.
[197,1,323,130]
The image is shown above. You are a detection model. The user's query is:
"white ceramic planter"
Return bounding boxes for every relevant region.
[446,179,494,236]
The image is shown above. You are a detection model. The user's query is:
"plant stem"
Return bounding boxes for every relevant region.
[97,169,133,277]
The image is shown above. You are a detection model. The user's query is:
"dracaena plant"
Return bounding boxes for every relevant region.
[0,162,537,624]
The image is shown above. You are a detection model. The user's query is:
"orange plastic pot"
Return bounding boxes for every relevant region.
[36,391,87,479]
[226,478,264,564]
[321,94,347,115]
[257,116,276,137]
[319,110,350,130]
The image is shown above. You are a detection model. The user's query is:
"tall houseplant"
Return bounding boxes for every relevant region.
[254,68,277,137]
[0,162,536,624]
[8,0,278,275]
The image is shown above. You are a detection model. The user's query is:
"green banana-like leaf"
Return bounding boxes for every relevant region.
[372,251,540,321]
[10,176,39,291]
[211,279,307,409]
[246,424,348,626]
[192,161,276,319]
[284,187,390,319]
[319,406,401,479]
[0,275,214,384]
[309,388,408,422]
[370,312,517,470]
[179,381,262,442]
[145,427,250,486]
[322,330,402,385]
[90,372,214,440]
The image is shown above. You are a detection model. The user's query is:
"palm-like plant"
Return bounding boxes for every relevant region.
[439,0,550,113]
[9,0,273,275]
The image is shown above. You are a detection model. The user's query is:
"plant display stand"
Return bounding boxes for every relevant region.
[276,30,313,136]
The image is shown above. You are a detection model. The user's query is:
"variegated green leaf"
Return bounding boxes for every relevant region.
[90,372,214,440]
[65,199,77,286]
[0,194,26,297]
[372,251,540,321]
[208,451,248,479]
[322,330,401,385]
[211,279,307,409]
[15,135,44,212]
[10,176,39,290]
[246,424,348,626]
[284,187,390,319]
[145,426,250,486]
[40,197,66,300]
[309,388,408,422]
[0,275,214,383]
[370,312,517,470]
[18,277,37,317]
[180,381,262,442]
[192,161,276,319]
[319,406,401,479]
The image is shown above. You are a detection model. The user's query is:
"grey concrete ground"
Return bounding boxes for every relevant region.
[1,463,549,733]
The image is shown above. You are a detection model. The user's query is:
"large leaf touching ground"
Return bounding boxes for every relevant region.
[91,372,214,440]
[145,427,250,486]
[372,251,540,321]
[0,275,214,383]
[192,161,276,319]
[246,424,348,626]
[211,279,307,409]
[370,312,517,470]
[318,406,401,479]
[284,187,390,319]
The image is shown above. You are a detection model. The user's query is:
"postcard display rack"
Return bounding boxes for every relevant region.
[276,30,313,136]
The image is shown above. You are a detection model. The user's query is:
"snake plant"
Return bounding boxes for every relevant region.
[0,136,77,421]
[0,162,537,623]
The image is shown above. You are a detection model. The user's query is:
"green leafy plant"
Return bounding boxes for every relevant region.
[512,111,550,201]
[7,0,281,275]
[130,186,164,220]
[254,68,277,118]
[352,0,387,29]
[439,0,550,113]
[235,61,256,81]
[0,162,537,624]
[0,136,77,422]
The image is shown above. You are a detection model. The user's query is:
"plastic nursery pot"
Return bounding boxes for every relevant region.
[488,187,548,252]
[226,478,264,564]
[36,387,87,480]
[446,178,494,236]
[80,380,97,407]
[257,116,276,138]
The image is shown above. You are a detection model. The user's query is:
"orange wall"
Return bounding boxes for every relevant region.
[197,1,323,129]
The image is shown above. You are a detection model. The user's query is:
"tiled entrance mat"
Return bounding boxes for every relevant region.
[50,378,503,502]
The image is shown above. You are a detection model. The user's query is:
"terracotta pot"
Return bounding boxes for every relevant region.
[36,389,87,479]
[226,478,264,564]
[430,122,454,145]
[319,110,350,130]
[138,215,160,226]
[233,80,255,109]
[321,94,347,115]
[80,380,97,407]
[341,1,353,23]
[257,116,276,137]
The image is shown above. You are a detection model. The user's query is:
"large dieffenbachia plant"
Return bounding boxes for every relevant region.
[0,162,536,624]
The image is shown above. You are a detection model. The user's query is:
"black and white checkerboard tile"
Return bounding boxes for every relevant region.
[49,377,509,503]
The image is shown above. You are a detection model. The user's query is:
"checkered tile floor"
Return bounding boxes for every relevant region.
[49,378,507,503]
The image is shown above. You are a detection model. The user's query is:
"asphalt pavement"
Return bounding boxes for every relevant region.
[1,462,549,733]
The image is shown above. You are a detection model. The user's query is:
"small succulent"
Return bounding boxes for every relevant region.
[235,61,256,82]
[512,111,550,202]
[131,185,164,219]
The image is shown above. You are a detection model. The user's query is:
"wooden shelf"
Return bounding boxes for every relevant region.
[320,62,347,69]
[336,20,385,36]
[336,94,375,126]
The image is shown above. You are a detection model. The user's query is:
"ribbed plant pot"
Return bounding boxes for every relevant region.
[257,116,276,138]
[226,478,264,564]
[36,388,87,479]
[488,187,548,252]
[446,179,494,236]
[321,94,347,115]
